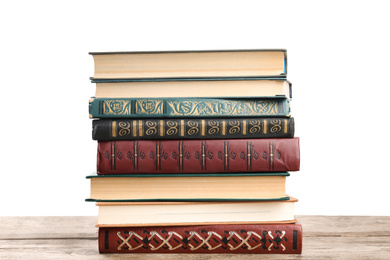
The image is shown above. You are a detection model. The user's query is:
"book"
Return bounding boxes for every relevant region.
[98,223,302,254]
[93,78,291,99]
[86,172,290,202]
[96,138,300,175]
[88,97,291,119]
[90,49,287,80]
[96,197,298,227]
[92,117,295,141]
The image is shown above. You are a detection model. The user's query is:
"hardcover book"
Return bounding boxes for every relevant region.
[96,197,298,227]
[90,49,287,80]
[86,172,290,202]
[92,117,295,141]
[96,138,300,175]
[93,79,292,99]
[98,223,302,254]
[88,97,291,119]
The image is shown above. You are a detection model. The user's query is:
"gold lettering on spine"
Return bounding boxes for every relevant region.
[201,120,205,136]
[139,120,143,137]
[264,120,268,134]
[243,120,247,135]
[222,121,226,135]
[181,120,185,137]
[160,120,164,136]
[133,121,137,137]
[112,121,117,138]
[284,119,288,133]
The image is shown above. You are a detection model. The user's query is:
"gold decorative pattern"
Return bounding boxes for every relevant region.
[208,120,220,135]
[166,121,178,136]
[270,119,282,133]
[228,120,240,134]
[118,122,131,136]
[247,142,251,170]
[159,120,164,136]
[103,100,132,116]
[145,121,158,135]
[111,141,116,170]
[136,99,164,115]
[249,120,261,134]
[134,141,138,170]
[188,231,222,251]
[284,119,288,133]
[166,100,280,116]
[227,231,263,251]
[201,120,206,136]
[187,121,199,135]
[156,141,160,170]
[112,121,117,137]
[180,120,185,136]
[114,229,289,252]
[132,120,137,137]
[139,120,143,137]
[117,231,144,251]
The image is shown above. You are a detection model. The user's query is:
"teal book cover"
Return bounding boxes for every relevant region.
[89,97,291,118]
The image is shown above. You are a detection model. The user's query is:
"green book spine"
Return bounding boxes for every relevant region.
[88,97,291,119]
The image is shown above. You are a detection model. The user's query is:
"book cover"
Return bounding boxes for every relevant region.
[96,197,298,227]
[90,49,287,80]
[86,173,290,202]
[88,97,291,118]
[93,79,292,99]
[92,117,295,141]
[96,138,300,174]
[98,223,302,254]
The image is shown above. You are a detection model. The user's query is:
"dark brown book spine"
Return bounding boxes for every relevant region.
[98,224,302,254]
[97,138,300,174]
[92,117,295,140]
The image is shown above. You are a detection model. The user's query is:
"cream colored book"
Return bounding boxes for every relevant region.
[93,79,291,99]
[86,173,289,202]
[96,197,298,227]
[90,49,287,79]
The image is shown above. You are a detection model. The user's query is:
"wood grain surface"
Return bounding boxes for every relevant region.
[1,215,390,259]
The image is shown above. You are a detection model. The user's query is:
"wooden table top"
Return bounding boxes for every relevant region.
[1,215,390,259]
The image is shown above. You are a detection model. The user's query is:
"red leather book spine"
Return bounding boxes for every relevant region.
[98,224,302,254]
[97,138,300,174]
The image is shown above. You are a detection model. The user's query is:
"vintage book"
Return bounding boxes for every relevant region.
[92,117,295,141]
[96,138,300,175]
[93,79,292,99]
[86,172,290,202]
[96,197,298,227]
[88,97,291,119]
[98,223,302,254]
[90,49,287,80]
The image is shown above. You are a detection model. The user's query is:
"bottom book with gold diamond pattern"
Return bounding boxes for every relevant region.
[98,223,302,254]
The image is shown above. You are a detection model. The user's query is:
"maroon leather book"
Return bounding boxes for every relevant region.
[97,138,300,174]
[98,224,302,254]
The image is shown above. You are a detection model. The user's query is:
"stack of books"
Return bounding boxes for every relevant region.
[86,49,302,254]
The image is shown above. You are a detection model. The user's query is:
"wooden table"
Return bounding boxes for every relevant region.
[1,216,390,259]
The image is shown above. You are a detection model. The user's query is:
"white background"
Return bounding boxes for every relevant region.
[1,1,389,216]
